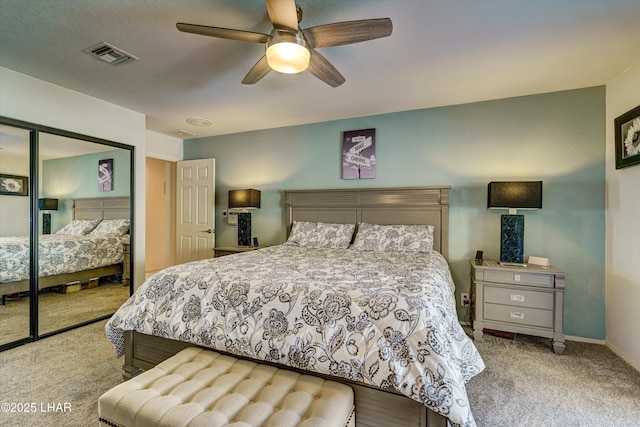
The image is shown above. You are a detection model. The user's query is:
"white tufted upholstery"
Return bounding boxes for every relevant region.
[99,347,355,427]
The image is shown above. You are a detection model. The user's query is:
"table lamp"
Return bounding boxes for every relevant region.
[488,181,542,265]
[228,189,261,246]
[39,198,59,234]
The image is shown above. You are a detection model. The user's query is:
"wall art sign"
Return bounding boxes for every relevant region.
[342,128,376,179]
[0,174,29,196]
[98,158,114,191]
[615,105,640,169]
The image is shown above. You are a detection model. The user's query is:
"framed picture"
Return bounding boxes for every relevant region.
[615,105,640,169]
[98,158,114,191]
[342,128,376,179]
[0,174,29,196]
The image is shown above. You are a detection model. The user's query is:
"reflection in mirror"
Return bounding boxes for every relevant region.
[37,132,131,335]
[0,125,32,346]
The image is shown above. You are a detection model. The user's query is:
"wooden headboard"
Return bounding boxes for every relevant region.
[72,197,130,220]
[284,186,450,258]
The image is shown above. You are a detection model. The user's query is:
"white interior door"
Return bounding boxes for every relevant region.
[176,158,215,263]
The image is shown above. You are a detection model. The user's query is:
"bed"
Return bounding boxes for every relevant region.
[0,197,130,303]
[106,187,485,427]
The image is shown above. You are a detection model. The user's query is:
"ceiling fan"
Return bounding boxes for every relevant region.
[176,0,392,87]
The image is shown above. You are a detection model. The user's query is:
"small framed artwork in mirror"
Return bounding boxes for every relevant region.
[0,174,29,196]
[98,158,113,191]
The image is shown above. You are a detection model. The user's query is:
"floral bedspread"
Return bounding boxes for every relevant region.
[105,245,484,427]
[0,234,128,284]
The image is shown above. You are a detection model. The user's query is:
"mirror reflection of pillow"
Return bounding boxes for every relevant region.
[56,219,102,236]
[88,219,130,237]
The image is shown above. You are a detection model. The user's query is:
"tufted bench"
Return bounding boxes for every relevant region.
[99,347,355,427]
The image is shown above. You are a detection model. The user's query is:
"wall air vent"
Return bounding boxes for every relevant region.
[83,42,138,65]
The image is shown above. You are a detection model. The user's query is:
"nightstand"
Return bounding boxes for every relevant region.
[214,246,260,257]
[470,259,567,354]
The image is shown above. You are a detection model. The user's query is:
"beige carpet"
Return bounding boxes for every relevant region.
[0,320,122,427]
[1,321,639,427]
[466,331,640,427]
[0,281,129,344]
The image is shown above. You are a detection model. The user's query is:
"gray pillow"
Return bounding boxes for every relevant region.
[284,221,355,249]
[351,223,434,253]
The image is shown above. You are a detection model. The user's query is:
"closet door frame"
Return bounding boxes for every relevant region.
[0,116,134,351]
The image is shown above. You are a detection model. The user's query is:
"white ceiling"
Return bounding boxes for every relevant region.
[1,0,639,139]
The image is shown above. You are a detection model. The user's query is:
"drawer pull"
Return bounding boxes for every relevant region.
[510,311,525,320]
[510,294,525,302]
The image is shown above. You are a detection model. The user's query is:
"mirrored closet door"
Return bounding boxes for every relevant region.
[37,132,132,336]
[0,125,32,347]
[0,118,133,350]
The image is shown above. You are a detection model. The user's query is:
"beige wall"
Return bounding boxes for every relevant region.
[146,157,167,274]
[605,59,640,370]
[145,130,183,162]
[145,130,180,278]
[145,157,176,275]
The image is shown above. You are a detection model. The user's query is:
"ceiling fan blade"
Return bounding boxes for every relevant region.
[176,23,270,44]
[265,0,299,32]
[307,49,345,88]
[303,18,392,48]
[242,55,271,85]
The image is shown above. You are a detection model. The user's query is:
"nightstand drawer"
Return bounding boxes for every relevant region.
[484,303,553,329]
[484,286,553,310]
[484,270,553,288]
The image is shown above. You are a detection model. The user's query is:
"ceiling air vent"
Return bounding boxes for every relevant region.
[83,42,138,66]
[167,129,197,139]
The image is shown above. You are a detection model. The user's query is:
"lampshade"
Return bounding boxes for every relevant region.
[266,30,310,74]
[487,181,542,210]
[229,189,261,209]
[487,181,542,265]
[38,198,59,211]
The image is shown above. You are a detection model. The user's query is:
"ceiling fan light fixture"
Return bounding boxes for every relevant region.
[266,29,310,74]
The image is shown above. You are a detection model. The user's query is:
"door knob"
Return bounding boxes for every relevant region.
[202,229,215,234]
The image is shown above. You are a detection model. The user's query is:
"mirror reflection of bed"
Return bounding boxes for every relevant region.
[0,197,131,343]
[40,197,131,336]
[0,125,133,348]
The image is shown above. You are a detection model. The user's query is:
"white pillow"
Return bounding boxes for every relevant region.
[351,223,434,253]
[88,219,130,237]
[56,219,101,236]
[284,221,355,249]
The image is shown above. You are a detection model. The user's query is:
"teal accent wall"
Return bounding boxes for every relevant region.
[184,87,606,340]
[41,149,131,231]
